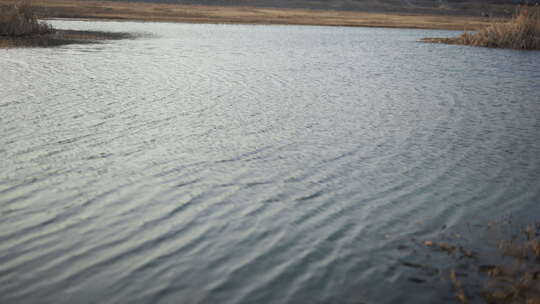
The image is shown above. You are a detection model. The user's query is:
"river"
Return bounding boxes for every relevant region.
[1,20,539,303]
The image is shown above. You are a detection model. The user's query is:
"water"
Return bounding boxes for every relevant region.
[1,20,539,304]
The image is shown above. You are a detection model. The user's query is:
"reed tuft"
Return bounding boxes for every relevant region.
[424,6,540,50]
[0,0,53,37]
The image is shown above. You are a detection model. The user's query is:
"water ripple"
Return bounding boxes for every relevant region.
[0,20,539,304]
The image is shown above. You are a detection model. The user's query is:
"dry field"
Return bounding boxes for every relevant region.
[0,0,500,30]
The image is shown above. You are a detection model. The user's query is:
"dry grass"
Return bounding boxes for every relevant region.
[0,0,133,47]
[423,6,540,50]
[0,0,53,37]
[0,0,497,30]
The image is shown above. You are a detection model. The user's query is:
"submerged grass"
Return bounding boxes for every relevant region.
[402,218,540,303]
[423,6,540,50]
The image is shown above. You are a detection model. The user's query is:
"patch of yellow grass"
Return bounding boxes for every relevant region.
[424,6,540,50]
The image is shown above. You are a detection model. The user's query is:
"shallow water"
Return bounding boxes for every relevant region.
[1,20,539,304]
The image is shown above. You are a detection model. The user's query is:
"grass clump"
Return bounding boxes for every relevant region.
[423,6,540,50]
[0,1,135,48]
[0,0,53,37]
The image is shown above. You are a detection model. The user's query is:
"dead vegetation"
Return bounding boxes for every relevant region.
[0,1,134,48]
[0,0,53,37]
[402,219,540,303]
[423,6,540,50]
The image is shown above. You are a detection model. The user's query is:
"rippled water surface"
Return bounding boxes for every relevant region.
[1,20,539,303]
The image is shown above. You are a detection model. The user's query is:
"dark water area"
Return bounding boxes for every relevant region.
[1,21,539,303]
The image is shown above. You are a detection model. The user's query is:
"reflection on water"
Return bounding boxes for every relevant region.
[0,20,539,304]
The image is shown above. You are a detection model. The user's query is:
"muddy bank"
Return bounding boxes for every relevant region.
[0,29,134,48]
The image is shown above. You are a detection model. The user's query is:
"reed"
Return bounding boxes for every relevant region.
[0,0,53,37]
[424,6,540,50]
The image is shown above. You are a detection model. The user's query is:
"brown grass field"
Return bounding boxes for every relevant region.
[0,0,502,30]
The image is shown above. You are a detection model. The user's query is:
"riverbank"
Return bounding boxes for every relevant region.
[0,0,503,30]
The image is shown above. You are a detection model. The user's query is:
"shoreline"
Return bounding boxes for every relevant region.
[0,0,503,31]
[0,29,134,48]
